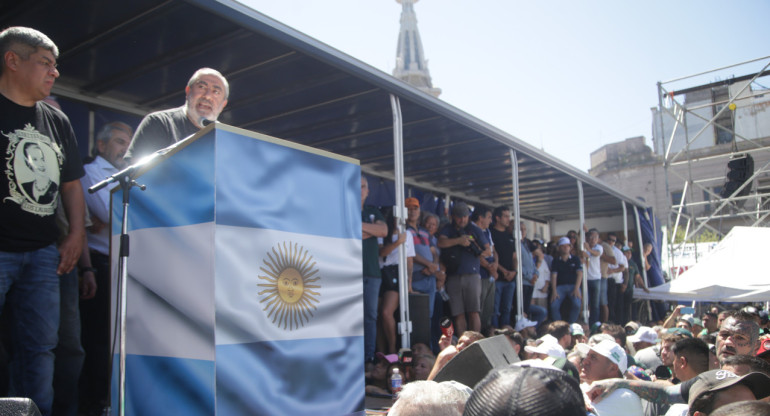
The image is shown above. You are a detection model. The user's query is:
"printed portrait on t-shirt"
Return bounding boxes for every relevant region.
[3,124,63,216]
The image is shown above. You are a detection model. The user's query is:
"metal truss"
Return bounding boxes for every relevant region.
[657,57,770,277]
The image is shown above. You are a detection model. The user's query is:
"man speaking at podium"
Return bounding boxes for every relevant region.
[124,67,229,162]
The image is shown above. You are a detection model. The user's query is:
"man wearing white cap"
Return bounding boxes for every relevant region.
[549,236,583,323]
[514,317,537,338]
[571,323,587,347]
[525,334,566,359]
[579,340,644,415]
[629,326,659,351]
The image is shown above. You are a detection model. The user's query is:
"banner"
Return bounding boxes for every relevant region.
[111,125,364,415]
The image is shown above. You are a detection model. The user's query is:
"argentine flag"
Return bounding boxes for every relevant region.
[110,124,364,415]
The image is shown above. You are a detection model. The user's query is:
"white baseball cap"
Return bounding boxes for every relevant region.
[577,339,627,373]
[514,317,538,332]
[570,323,585,336]
[525,339,566,359]
[628,326,658,344]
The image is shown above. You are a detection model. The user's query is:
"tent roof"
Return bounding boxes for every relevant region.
[635,227,770,302]
[1,0,648,222]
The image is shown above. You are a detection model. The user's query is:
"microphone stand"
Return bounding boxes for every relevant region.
[89,162,149,416]
[88,148,172,416]
[88,124,214,416]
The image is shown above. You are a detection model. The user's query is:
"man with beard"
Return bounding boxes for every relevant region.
[125,67,229,162]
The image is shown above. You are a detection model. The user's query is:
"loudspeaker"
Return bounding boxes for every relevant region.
[433,334,520,388]
[408,292,431,347]
[721,153,754,200]
[0,398,42,416]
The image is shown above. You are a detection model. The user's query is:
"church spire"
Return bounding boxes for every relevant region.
[393,0,441,98]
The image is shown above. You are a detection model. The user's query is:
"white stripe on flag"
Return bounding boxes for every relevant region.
[215,224,363,345]
[112,223,215,361]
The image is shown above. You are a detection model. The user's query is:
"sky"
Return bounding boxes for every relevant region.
[240,0,769,172]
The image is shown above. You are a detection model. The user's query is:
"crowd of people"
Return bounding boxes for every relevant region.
[361,179,657,363]
[361,183,770,415]
[374,306,770,415]
[1,25,768,416]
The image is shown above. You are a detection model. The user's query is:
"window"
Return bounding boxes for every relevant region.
[671,191,687,214]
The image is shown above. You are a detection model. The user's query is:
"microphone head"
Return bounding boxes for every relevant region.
[200,118,214,127]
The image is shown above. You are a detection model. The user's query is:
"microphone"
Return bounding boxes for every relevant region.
[200,117,214,127]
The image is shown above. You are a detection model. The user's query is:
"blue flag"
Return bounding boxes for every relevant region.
[111,125,364,415]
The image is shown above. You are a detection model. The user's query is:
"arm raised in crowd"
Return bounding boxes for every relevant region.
[586,378,684,405]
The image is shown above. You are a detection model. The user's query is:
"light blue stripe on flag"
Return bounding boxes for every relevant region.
[214,130,361,240]
[111,132,216,235]
[111,354,214,416]
[215,337,364,415]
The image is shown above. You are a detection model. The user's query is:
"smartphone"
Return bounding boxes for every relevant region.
[399,348,413,365]
[440,316,454,338]
[680,307,695,315]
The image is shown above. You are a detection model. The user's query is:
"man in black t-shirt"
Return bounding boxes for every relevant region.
[490,206,516,328]
[549,237,583,324]
[0,27,85,415]
[124,67,230,162]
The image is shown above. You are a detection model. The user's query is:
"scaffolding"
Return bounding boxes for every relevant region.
[655,57,770,278]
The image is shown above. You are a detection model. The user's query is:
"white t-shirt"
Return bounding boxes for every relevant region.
[532,259,550,299]
[581,385,644,416]
[378,229,416,267]
[612,246,628,284]
[663,403,688,416]
[586,243,603,280]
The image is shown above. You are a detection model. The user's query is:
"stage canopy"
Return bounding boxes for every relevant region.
[635,227,770,302]
[0,0,649,222]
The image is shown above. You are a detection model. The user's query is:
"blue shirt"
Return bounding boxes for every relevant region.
[440,222,488,275]
[519,240,536,286]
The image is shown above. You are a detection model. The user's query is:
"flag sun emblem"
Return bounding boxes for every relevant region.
[257,242,321,330]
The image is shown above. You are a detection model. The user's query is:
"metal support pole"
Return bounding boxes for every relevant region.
[510,150,524,323]
[390,94,411,348]
[622,202,628,245]
[634,207,652,322]
[577,180,588,324]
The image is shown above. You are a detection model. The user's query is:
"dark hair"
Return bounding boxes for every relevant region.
[661,332,689,344]
[492,205,509,222]
[547,321,571,341]
[689,390,719,416]
[672,337,709,374]
[600,323,627,346]
[470,205,491,222]
[721,354,770,376]
[718,310,736,320]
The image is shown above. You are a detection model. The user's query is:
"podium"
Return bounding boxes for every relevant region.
[109,124,364,415]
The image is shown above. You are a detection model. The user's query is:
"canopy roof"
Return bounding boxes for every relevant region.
[635,227,770,302]
[1,0,648,222]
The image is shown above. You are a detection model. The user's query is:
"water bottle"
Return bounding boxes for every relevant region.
[390,367,403,398]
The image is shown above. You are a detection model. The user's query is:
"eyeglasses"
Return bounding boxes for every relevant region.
[608,239,617,243]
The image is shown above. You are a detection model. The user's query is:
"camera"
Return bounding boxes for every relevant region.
[465,235,484,257]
